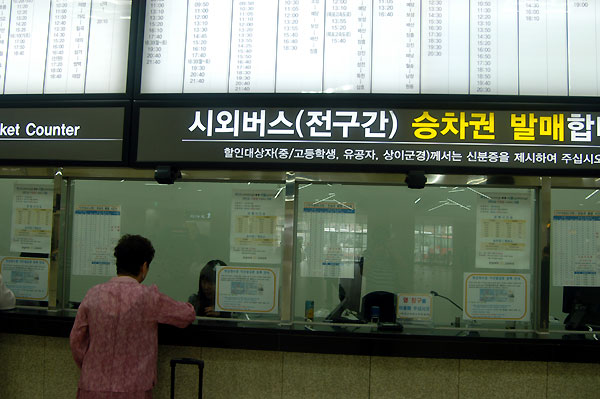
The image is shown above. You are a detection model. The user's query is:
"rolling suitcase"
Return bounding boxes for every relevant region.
[170,357,204,399]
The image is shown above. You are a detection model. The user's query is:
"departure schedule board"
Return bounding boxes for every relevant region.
[0,0,132,95]
[140,0,600,96]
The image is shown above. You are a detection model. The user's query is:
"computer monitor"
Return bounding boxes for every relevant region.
[562,286,600,330]
[324,257,364,323]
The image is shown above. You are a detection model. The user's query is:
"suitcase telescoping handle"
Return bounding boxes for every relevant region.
[170,357,204,399]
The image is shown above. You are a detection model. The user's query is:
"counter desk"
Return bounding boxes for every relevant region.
[2,308,599,364]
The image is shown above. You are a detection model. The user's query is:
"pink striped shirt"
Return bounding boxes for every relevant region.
[70,276,195,398]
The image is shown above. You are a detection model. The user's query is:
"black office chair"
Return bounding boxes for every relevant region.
[361,291,396,322]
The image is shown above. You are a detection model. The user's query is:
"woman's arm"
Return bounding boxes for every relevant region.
[155,287,196,327]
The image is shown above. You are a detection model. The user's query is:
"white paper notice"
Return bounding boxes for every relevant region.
[230,190,284,264]
[475,192,531,269]
[463,273,529,321]
[215,266,279,313]
[396,293,432,321]
[10,184,53,254]
[552,210,600,287]
[0,257,49,300]
[71,205,121,276]
[301,201,356,278]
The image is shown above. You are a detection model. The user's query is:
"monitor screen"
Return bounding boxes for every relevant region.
[562,286,600,330]
[140,0,600,96]
[0,0,132,94]
[325,256,363,322]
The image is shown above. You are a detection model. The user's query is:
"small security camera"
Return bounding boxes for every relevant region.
[405,170,427,189]
[154,165,181,184]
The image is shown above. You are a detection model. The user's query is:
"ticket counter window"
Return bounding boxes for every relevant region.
[0,178,54,307]
[294,183,537,333]
[550,188,600,333]
[65,180,286,322]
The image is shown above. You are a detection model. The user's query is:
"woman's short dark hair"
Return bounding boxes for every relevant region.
[114,234,155,276]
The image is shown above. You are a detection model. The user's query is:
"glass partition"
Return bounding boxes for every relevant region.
[65,179,286,322]
[0,178,54,307]
[294,182,537,334]
[8,168,600,343]
[550,187,600,335]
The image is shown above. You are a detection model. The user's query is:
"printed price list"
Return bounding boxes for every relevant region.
[552,210,600,286]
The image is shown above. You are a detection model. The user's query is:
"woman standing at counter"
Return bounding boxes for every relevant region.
[70,234,196,399]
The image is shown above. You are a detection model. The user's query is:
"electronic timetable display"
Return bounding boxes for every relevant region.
[141,0,600,96]
[0,0,132,95]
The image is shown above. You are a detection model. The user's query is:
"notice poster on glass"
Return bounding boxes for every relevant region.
[396,293,432,321]
[215,266,279,314]
[552,210,600,286]
[229,190,284,264]
[71,205,121,276]
[0,257,49,300]
[463,273,529,321]
[10,184,53,254]
[475,192,531,269]
[300,201,357,278]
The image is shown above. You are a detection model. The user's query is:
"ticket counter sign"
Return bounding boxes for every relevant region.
[0,107,126,163]
[137,107,600,172]
[464,273,529,321]
[215,266,279,314]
